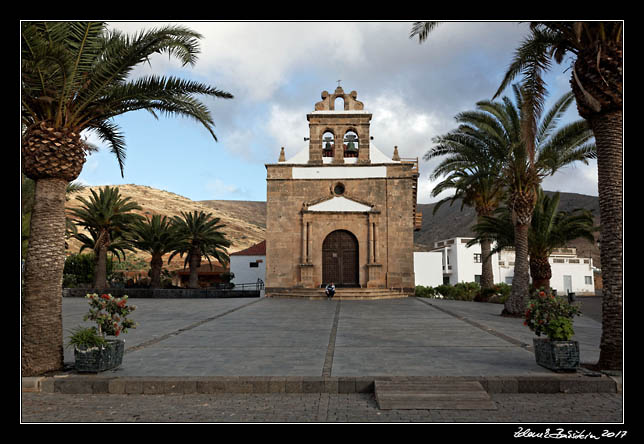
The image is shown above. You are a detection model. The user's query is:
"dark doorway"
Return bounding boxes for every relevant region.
[322,230,359,287]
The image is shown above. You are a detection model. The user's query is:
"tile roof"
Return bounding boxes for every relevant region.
[231,240,266,256]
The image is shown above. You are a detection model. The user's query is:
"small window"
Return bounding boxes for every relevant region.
[333,183,345,195]
[473,253,481,263]
[585,276,592,285]
[249,262,259,268]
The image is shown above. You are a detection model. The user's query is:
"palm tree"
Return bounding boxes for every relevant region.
[494,87,594,316]
[469,188,596,290]
[68,186,142,290]
[21,175,87,255]
[72,228,135,283]
[411,20,622,370]
[429,84,594,315]
[21,22,233,376]
[130,215,182,289]
[493,21,623,371]
[169,211,231,289]
[426,108,508,289]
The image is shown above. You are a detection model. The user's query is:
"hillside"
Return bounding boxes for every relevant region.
[64,184,266,271]
[65,185,601,270]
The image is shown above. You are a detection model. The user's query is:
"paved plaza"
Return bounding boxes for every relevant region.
[22,296,624,424]
[60,296,602,377]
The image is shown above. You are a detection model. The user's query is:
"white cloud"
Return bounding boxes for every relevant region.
[264,104,309,159]
[205,178,249,200]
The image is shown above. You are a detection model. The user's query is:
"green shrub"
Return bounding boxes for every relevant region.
[63,253,115,288]
[67,326,107,349]
[525,288,581,341]
[63,253,96,287]
[414,285,436,298]
[453,282,480,301]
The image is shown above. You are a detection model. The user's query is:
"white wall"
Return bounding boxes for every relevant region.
[495,250,595,294]
[430,238,595,295]
[549,259,595,294]
[230,255,266,296]
[440,238,500,285]
[414,252,443,287]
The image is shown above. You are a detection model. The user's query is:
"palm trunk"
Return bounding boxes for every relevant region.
[93,242,109,290]
[530,254,552,291]
[590,110,623,371]
[479,238,495,290]
[504,222,531,316]
[188,248,201,289]
[21,178,68,376]
[150,253,163,289]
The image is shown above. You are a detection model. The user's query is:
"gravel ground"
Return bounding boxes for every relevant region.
[21,392,623,424]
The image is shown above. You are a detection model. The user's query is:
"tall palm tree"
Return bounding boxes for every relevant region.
[468,188,596,290]
[491,87,594,316]
[130,215,182,289]
[411,20,622,370]
[169,211,231,289]
[21,22,233,376]
[494,21,623,371]
[68,186,142,290]
[428,83,594,315]
[426,108,508,289]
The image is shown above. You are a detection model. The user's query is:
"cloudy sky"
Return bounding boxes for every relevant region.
[77,21,598,204]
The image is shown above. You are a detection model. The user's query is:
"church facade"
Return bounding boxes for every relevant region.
[265,86,421,297]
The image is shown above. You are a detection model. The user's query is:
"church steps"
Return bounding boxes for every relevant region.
[266,288,410,300]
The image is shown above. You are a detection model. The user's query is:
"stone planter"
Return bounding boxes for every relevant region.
[533,338,579,372]
[74,339,124,373]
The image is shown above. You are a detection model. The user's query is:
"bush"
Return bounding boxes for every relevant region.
[63,253,115,288]
[415,285,436,298]
[63,253,96,288]
[524,288,581,341]
[475,283,512,304]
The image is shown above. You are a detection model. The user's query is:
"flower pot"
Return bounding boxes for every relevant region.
[74,339,124,373]
[532,338,579,372]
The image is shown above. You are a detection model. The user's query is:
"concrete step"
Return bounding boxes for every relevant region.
[375,380,497,410]
[268,288,409,300]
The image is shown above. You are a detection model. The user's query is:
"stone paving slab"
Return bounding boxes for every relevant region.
[46,296,614,392]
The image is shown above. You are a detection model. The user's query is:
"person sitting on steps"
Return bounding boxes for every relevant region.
[326,282,335,300]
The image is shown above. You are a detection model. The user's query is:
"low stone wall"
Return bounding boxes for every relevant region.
[62,288,260,299]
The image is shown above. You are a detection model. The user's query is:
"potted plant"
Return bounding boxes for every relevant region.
[524,288,581,372]
[68,293,136,372]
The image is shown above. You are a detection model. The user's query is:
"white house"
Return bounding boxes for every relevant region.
[413,251,443,287]
[414,237,596,295]
[230,240,266,296]
[496,247,595,295]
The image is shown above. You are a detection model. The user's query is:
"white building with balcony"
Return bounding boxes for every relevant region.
[414,237,596,295]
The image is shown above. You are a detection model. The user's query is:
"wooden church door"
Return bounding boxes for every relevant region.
[322,230,358,287]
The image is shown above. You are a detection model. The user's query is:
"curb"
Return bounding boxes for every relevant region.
[23,374,618,395]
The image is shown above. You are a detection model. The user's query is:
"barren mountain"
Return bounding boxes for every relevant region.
[414,191,601,267]
[65,184,266,271]
[65,184,601,271]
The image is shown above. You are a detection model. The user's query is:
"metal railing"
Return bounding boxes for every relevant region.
[230,279,265,291]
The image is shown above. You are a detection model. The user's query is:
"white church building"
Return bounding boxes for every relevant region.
[414,237,597,295]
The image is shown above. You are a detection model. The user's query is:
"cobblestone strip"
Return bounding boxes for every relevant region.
[125,298,265,355]
[322,301,341,377]
[316,393,330,422]
[414,297,533,351]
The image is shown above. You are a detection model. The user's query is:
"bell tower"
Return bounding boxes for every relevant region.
[265,85,420,298]
[307,86,372,165]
